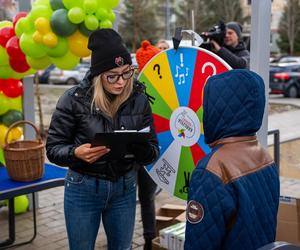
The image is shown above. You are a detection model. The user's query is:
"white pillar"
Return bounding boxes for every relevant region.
[250,0,272,148]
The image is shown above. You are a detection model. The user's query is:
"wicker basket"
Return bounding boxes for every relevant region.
[3,120,45,182]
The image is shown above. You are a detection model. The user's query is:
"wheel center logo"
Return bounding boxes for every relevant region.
[170,107,201,147]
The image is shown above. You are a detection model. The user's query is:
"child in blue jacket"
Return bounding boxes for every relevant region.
[185,69,280,250]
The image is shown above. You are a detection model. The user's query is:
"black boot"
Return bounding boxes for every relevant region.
[144,238,153,250]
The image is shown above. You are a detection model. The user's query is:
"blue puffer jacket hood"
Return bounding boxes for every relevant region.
[203,69,265,145]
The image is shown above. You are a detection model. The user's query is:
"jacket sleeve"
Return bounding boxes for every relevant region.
[217,47,250,69]
[46,92,80,167]
[140,96,160,165]
[184,163,236,250]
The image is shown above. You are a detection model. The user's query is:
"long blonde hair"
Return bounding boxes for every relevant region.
[91,74,134,118]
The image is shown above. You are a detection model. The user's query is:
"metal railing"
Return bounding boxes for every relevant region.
[268,129,280,168]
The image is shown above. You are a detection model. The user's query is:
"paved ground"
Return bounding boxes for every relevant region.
[0,187,184,249]
[1,93,300,249]
[268,95,300,143]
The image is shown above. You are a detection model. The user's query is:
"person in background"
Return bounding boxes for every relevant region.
[184,69,279,250]
[210,22,250,69]
[135,39,161,250]
[155,39,170,51]
[46,29,159,250]
[0,0,16,21]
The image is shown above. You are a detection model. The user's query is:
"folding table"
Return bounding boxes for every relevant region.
[0,163,67,249]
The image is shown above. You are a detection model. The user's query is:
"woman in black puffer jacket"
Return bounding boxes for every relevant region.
[46,29,159,250]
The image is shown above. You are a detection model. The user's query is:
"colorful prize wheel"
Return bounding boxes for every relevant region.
[138,46,232,200]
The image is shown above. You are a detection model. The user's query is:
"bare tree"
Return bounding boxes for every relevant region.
[175,0,245,34]
[119,0,160,52]
[277,0,300,54]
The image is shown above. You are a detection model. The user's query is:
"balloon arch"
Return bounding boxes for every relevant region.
[0,0,120,164]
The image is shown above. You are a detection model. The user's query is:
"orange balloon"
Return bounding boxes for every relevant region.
[67,30,91,58]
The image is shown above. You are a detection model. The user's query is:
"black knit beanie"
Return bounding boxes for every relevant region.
[88,29,132,77]
[226,22,243,40]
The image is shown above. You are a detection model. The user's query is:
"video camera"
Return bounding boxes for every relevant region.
[200,21,226,51]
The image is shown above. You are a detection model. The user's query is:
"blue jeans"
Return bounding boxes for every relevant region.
[64,169,137,250]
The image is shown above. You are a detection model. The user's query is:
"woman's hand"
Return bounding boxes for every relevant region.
[74,143,110,163]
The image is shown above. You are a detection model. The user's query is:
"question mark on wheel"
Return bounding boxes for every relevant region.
[153,64,162,79]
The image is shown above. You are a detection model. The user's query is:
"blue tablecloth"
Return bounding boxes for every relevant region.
[0,163,67,200]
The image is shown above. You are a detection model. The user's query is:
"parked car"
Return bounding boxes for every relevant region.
[271,56,300,65]
[48,64,89,85]
[269,63,300,98]
[37,64,55,84]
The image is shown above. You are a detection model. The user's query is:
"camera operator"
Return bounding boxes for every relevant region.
[207,22,250,69]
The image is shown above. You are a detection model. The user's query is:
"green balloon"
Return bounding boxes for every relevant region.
[15,18,25,38]
[0,46,9,66]
[0,93,10,115]
[9,96,22,112]
[33,0,50,7]
[45,37,68,57]
[0,148,5,165]
[2,110,23,127]
[99,19,112,29]
[26,56,51,69]
[107,9,116,22]
[50,0,65,10]
[68,7,85,24]
[84,14,98,31]
[83,0,98,14]
[0,149,5,165]
[0,21,13,29]
[11,68,36,80]
[78,22,93,36]
[0,66,13,79]
[28,5,53,22]
[20,32,47,59]
[99,0,119,9]
[19,17,34,33]
[51,51,79,70]
[95,8,108,21]
[14,195,29,214]
[50,9,78,37]
[62,0,83,10]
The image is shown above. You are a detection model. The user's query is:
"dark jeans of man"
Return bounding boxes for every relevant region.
[138,166,157,249]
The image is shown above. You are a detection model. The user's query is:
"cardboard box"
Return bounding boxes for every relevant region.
[156,204,186,235]
[276,196,300,244]
[175,211,186,223]
[152,237,168,250]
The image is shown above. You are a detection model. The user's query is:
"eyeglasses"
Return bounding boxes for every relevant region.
[104,68,135,84]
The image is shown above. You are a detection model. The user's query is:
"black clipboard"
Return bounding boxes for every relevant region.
[91,132,151,160]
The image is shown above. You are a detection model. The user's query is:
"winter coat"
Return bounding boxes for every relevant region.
[184,70,279,250]
[46,71,159,181]
[217,42,250,69]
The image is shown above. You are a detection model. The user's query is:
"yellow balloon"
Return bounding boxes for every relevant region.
[35,17,50,34]
[8,127,23,142]
[43,32,58,48]
[0,125,8,146]
[32,31,43,43]
[67,30,91,58]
